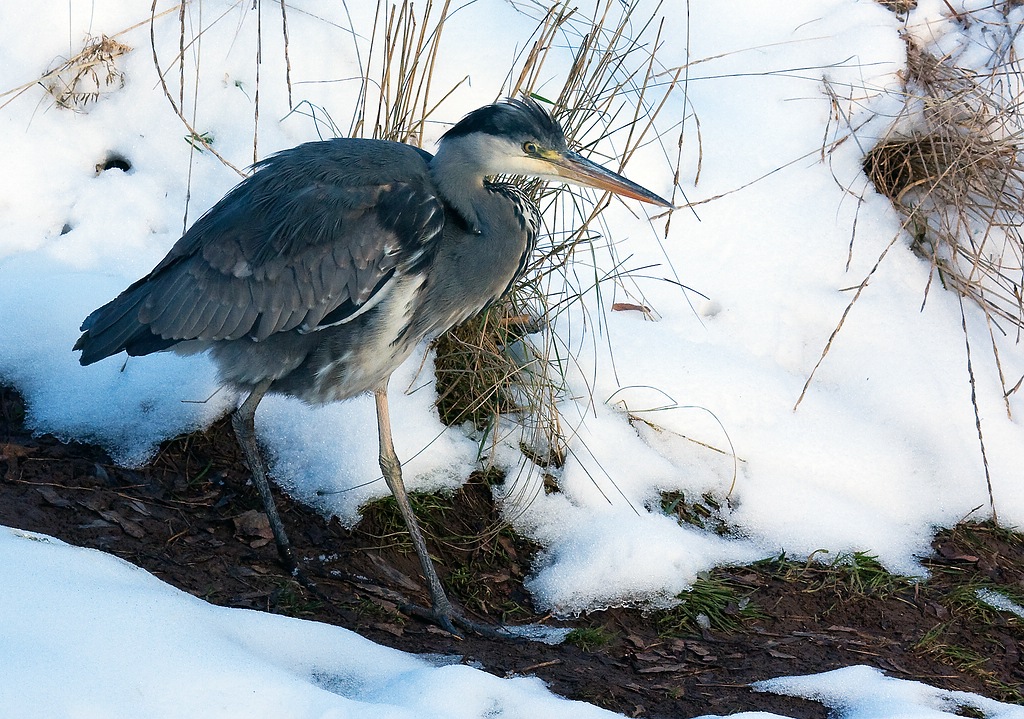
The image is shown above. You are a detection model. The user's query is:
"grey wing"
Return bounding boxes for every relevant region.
[75,149,445,365]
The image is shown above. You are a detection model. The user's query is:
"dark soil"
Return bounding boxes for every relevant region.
[2,383,1022,717]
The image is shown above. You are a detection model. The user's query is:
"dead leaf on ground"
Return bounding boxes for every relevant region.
[98,509,146,539]
[0,442,33,459]
[938,543,979,563]
[611,302,651,314]
[233,509,273,547]
[366,552,422,592]
[35,486,73,508]
[637,663,691,674]
[373,622,406,637]
[76,496,146,538]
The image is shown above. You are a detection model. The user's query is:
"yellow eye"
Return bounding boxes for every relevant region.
[523,141,538,155]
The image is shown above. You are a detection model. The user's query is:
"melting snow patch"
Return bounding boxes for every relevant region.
[976,588,1024,620]
[751,665,1024,719]
[499,624,574,645]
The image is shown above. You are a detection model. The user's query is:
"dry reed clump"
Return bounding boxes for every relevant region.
[44,35,132,111]
[863,42,1024,341]
[433,306,534,430]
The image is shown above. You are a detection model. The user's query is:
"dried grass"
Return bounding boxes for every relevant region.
[44,35,132,111]
[875,0,917,13]
[348,0,463,144]
[0,7,181,113]
[864,46,1024,342]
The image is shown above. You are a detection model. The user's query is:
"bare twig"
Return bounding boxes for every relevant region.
[149,0,246,178]
[959,295,997,524]
[279,0,293,109]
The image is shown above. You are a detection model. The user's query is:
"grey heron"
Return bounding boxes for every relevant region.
[75,97,672,635]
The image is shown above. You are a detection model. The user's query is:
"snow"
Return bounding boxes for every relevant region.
[977,589,1024,620]
[751,665,1024,719]
[3,526,1023,719]
[1,0,1023,715]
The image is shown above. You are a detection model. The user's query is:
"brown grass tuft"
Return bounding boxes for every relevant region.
[863,44,1024,340]
[864,128,1024,333]
[875,0,917,13]
[45,35,132,111]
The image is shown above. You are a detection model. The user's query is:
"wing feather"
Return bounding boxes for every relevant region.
[76,139,445,364]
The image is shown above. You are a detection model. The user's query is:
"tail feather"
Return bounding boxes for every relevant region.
[75,288,177,365]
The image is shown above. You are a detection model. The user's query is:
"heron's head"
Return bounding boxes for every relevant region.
[439,97,673,208]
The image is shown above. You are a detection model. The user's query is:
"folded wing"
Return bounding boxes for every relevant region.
[75,140,445,366]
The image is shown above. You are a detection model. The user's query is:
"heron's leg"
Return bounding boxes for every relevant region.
[373,384,510,639]
[231,379,299,576]
[373,382,462,630]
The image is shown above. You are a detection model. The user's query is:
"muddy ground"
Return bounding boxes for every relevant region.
[1,383,1022,717]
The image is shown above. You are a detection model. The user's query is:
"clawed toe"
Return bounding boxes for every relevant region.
[401,601,513,639]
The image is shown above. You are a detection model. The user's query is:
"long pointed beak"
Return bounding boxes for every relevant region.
[549,150,674,208]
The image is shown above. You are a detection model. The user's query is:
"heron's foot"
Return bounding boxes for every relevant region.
[270,544,332,602]
[401,600,514,640]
